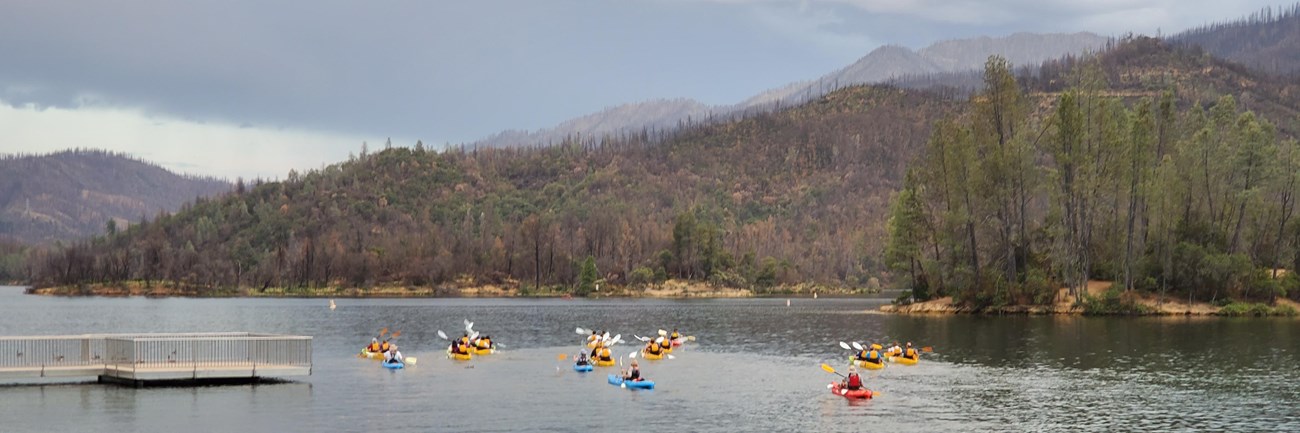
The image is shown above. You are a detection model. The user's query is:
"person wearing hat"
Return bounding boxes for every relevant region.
[860,344,883,365]
[384,344,404,364]
[841,365,864,390]
[622,360,642,382]
[902,342,919,360]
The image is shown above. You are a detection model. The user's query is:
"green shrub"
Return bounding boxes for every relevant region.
[628,266,655,286]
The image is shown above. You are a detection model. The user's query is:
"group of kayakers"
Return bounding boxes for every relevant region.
[448,332,497,356]
[851,341,919,366]
[365,337,404,364]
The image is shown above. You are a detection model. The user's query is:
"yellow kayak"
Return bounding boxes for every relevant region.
[594,358,616,367]
[850,357,886,370]
[359,350,383,359]
[447,350,472,361]
[888,355,919,365]
[640,350,664,360]
[472,346,495,355]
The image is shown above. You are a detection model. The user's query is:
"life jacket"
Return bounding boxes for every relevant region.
[647,344,660,354]
[599,348,612,361]
[905,348,918,359]
[866,350,881,363]
[846,373,863,390]
[671,332,680,340]
[368,342,381,352]
[659,339,671,349]
[381,341,391,352]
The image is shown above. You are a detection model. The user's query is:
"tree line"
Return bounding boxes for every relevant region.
[885,54,1300,307]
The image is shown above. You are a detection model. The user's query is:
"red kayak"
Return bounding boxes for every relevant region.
[671,338,683,347]
[830,382,873,399]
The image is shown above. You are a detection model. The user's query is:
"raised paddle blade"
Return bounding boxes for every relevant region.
[576,327,589,335]
[391,331,402,338]
[635,335,649,342]
[557,354,567,360]
[658,329,667,336]
[380,328,389,337]
[437,330,448,340]
[839,342,852,350]
[852,342,863,351]
[655,336,664,344]
[686,336,696,341]
[406,357,417,365]
[821,363,837,374]
[629,351,637,359]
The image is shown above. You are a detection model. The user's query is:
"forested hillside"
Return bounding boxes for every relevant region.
[1173,4,1300,75]
[27,87,960,294]
[25,38,1300,301]
[887,37,1300,309]
[0,150,231,244]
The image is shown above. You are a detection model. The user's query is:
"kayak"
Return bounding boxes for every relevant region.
[574,363,594,372]
[888,355,919,365]
[594,358,616,367]
[447,350,472,361]
[586,341,600,349]
[829,382,872,399]
[608,374,655,389]
[472,346,495,355]
[671,339,683,347]
[382,360,405,369]
[850,357,886,370]
[359,350,383,359]
[640,350,664,360]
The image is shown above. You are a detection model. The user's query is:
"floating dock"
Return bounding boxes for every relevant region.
[0,332,311,387]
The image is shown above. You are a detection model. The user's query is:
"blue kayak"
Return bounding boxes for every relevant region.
[607,374,654,389]
[574,363,593,372]
[382,360,405,369]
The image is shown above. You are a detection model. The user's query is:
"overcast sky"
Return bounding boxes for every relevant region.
[0,0,1279,180]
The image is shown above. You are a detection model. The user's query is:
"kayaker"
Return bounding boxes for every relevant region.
[670,329,681,340]
[841,366,863,390]
[449,339,470,355]
[380,339,392,352]
[598,346,613,363]
[658,337,671,351]
[385,345,404,364]
[888,342,902,357]
[902,342,919,360]
[857,344,883,365]
[622,361,642,381]
[367,338,381,353]
[645,340,663,356]
[575,352,591,366]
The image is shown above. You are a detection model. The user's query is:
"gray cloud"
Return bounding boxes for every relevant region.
[0,0,1282,176]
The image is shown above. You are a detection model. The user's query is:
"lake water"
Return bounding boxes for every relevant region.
[1,285,1297,432]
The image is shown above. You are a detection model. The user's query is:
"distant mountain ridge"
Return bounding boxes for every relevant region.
[0,150,231,244]
[474,32,1109,148]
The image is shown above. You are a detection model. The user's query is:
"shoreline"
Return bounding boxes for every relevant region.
[880,281,1300,317]
[22,279,876,299]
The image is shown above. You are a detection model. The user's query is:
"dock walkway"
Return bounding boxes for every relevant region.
[0,332,311,386]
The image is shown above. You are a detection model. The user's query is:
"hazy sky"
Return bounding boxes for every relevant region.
[0,0,1278,179]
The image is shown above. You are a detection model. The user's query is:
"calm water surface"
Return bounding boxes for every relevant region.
[1,286,1297,432]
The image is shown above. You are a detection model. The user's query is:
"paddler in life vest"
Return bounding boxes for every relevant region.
[380,339,392,353]
[449,339,469,356]
[645,339,663,356]
[857,344,883,365]
[575,351,591,366]
[902,342,919,360]
[670,329,681,341]
[841,366,863,390]
[622,360,642,381]
[366,338,381,353]
[887,341,902,357]
[658,336,672,352]
[597,346,613,363]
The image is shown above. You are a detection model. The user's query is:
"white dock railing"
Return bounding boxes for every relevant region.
[0,332,311,383]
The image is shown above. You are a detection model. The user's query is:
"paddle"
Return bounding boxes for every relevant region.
[839,341,852,350]
[852,342,864,351]
[686,336,696,341]
[557,354,568,360]
[634,335,650,342]
[379,327,389,338]
[658,329,667,336]
[821,363,845,378]
[629,350,638,359]
[576,327,591,335]
[436,330,449,340]
[922,346,934,353]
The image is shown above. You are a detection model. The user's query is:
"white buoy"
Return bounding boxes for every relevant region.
[329,299,336,310]
[786,299,791,307]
